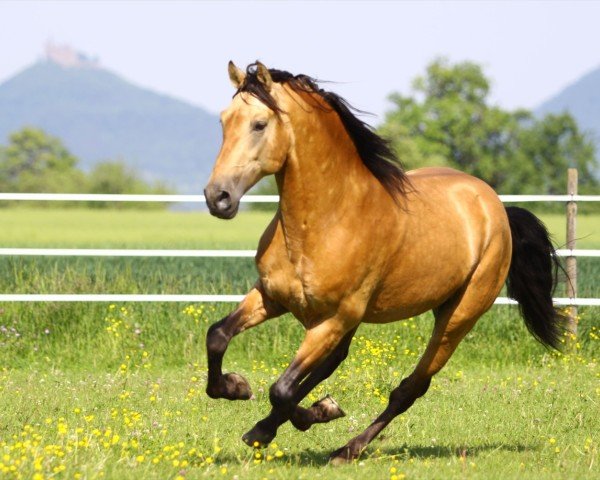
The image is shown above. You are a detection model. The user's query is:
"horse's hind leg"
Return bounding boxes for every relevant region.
[206,283,286,400]
[330,289,496,464]
[242,318,357,446]
[289,327,357,431]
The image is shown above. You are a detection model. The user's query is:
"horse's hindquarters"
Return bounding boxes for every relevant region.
[364,169,512,324]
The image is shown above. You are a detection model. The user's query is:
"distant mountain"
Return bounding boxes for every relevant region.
[536,65,600,153]
[0,59,221,193]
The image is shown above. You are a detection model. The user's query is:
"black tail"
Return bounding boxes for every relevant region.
[505,206,566,350]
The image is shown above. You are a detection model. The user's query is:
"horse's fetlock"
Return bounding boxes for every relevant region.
[206,383,221,399]
[290,410,312,431]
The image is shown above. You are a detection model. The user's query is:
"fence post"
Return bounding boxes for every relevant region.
[566,168,578,336]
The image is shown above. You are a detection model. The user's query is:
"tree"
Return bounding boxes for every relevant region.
[0,127,85,193]
[0,145,7,192]
[86,160,170,208]
[0,127,173,207]
[517,113,598,194]
[379,59,599,194]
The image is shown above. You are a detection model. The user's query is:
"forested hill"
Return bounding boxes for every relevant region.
[536,65,600,153]
[0,61,221,193]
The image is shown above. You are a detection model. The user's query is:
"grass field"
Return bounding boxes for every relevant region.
[0,207,598,248]
[0,207,598,479]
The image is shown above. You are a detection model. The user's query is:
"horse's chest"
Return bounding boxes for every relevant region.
[256,250,335,324]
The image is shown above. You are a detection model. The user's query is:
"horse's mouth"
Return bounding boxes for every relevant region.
[208,202,239,220]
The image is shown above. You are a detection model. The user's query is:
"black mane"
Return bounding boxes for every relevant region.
[237,63,410,199]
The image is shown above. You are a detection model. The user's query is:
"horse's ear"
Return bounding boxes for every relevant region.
[255,61,273,91]
[228,61,246,89]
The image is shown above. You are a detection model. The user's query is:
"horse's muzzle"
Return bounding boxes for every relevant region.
[204,184,240,219]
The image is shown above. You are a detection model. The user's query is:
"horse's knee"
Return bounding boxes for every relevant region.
[206,318,230,355]
[269,379,294,409]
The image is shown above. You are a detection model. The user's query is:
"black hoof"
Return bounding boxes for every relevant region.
[242,422,276,448]
[315,394,346,420]
[329,445,360,466]
[206,372,253,400]
[291,394,346,431]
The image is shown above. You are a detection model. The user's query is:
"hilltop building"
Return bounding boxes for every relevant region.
[45,42,100,69]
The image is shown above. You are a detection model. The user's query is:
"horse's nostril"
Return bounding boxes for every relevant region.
[205,185,237,218]
[216,191,230,203]
[216,190,232,210]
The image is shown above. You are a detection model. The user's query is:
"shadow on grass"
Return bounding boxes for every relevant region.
[376,442,534,459]
[214,442,537,467]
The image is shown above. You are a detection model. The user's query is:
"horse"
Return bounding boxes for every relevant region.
[203,61,565,464]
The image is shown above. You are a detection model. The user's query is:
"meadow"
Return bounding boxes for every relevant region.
[0,207,598,479]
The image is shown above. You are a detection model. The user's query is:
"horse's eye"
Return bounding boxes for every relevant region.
[252,121,268,132]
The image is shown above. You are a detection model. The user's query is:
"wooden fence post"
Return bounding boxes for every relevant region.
[566,168,578,336]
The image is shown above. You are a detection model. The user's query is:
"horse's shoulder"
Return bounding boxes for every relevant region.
[256,212,284,257]
[255,218,312,320]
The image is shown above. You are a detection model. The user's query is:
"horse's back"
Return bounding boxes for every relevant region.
[405,167,508,232]
[366,168,511,322]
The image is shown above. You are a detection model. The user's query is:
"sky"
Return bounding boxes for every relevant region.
[1,1,600,122]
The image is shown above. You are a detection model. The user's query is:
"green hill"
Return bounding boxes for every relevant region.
[0,61,221,193]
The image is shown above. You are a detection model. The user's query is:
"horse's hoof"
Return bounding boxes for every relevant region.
[329,445,359,466]
[292,394,346,431]
[314,394,346,420]
[206,372,252,400]
[241,423,276,448]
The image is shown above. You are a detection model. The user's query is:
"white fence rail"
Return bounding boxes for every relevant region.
[1,193,600,203]
[1,192,598,306]
[0,248,598,258]
[0,248,257,258]
[0,294,598,306]
[0,248,600,258]
[0,193,278,203]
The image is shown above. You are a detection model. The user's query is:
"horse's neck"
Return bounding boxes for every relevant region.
[275,110,377,244]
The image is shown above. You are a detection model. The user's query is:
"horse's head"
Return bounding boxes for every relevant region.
[204,61,291,219]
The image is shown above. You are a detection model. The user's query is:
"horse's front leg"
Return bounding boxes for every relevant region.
[206,283,286,401]
[242,317,357,446]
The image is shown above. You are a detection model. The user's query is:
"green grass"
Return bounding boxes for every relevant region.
[0,207,597,248]
[0,308,598,480]
[539,213,600,249]
[0,207,273,248]
[0,207,598,479]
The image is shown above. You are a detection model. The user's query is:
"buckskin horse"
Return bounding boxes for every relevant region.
[203,61,564,464]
